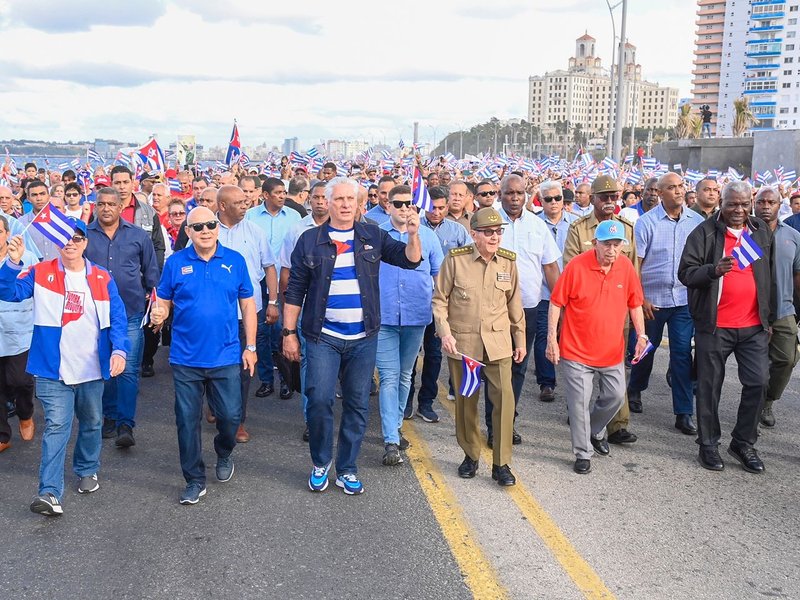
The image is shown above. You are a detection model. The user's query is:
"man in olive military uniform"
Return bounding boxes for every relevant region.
[432,207,526,486]
[562,175,639,446]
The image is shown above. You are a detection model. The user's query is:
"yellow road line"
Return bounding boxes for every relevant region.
[436,390,616,600]
[403,420,509,600]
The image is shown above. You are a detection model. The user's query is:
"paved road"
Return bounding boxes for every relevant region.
[2,345,799,599]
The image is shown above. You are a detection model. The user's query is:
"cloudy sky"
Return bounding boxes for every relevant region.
[0,0,696,149]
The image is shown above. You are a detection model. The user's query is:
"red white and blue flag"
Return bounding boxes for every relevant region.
[411,166,433,211]
[137,138,166,173]
[225,123,241,167]
[459,354,484,398]
[732,229,764,270]
[31,203,78,248]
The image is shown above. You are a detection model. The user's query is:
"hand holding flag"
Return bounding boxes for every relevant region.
[149,291,168,328]
[459,354,485,398]
[731,229,764,270]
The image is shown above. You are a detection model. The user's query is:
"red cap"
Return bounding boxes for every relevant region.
[95,175,110,187]
[165,168,178,178]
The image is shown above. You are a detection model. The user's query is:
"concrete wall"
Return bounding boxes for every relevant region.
[752,130,800,180]
[653,138,753,174]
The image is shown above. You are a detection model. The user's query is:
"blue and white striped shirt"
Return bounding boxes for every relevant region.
[322,228,365,339]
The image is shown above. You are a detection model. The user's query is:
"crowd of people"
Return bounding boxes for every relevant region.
[0,156,798,516]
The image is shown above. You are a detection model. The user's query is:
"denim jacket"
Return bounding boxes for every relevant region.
[285,220,421,341]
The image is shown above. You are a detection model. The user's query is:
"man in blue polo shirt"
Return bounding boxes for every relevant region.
[151,206,257,506]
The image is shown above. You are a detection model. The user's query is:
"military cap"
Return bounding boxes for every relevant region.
[470,207,508,230]
[591,175,622,194]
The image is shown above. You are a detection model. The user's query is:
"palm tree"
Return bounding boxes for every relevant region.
[674,104,697,139]
[732,97,760,137]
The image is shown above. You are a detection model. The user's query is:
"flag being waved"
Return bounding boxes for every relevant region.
[31,203,78,248]
[459,354,485,398]
[137,138,166,173]
[731,229,764,270]
[225,122,241,167]
[411,166,433,212]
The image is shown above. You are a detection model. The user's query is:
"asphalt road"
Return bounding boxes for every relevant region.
[2,344,799,599]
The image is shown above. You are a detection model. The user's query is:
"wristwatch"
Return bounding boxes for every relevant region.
[282,328,297,337]
[637,334,649,341]
[245,345,257,352]
[268,300,278,306]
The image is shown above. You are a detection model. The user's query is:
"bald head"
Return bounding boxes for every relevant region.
[187,205,215,225]
[0,185,13,214]
[217,184,242,207]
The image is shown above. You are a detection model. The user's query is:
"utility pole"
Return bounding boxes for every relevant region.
[612,0,628,163]
[629,78,637,160]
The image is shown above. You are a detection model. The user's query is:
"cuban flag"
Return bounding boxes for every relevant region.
[411,167,432,211]
[239,153,251,167]
[642,157,658,171]
[459,355,484,397]
[115,152,131,167]
[87,149,103,163]
[57,161,70,170]
[290,151,309,165]
[31,203,77,248]
[77,170,94,191]
[168,178,182,193]
[756,171,773,185]
[732,229,764,270]
[225,123,241,167]
[781,169,797,184]
[673,163,683,173]
[137,138,166,173]
[70,158,81,169]
[306,147,319,158]
[398,139,405,150]
[630,340,655,365]
[728,167,743,181]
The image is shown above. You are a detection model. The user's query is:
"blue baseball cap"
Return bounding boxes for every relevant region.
[594,220,628,244]
[68,217,87,236]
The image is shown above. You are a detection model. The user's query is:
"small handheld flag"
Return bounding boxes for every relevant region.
[459,354,485,398]
[30,203,77,248]
[225,122,241,167]
[411,167,433,212]
[630,340,655,365]
[731,229,764,270]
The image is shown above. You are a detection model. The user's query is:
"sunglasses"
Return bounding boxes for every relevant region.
[542,195,563,203]
[368,193,378,198]
[478,227,504,237]
[477,191,497,197]
[169,211,186,217]
[392,200,412,208]
[188,220,218,232]
[65,192,81,198]
[70,234,86,243]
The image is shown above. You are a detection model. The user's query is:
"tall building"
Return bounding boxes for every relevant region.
[282,137,298,156]
[527,33,679,144]
[694,0,800,136]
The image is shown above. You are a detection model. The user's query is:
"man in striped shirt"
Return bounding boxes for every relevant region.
[283,177,422,495]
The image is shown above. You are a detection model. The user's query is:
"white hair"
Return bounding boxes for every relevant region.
[539,180,563,197]
[324,176,359,201]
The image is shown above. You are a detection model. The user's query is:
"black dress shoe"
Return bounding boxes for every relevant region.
[279,382,292,399]
[608,429,638,444]
[675,414,697,435]
[491,464,516,486]
[628,390,642,413]
[512,429,522,445]
[302,426,309,442]
[574,458,591,474]
[255,383,274,397]
[141,364,155,378]
[590,436,610,456]
[6,400,16,418]
[115,424,135,449]
[539,386,555,402]
[698,446,724,471]
[727,443,765,474]
[458,455,479,478]
[486,433,493,449]
[102,418,116,439]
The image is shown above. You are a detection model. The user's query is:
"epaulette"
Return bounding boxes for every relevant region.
[616,214,634,228]
[449,245,474,256]
[496,247,516,261]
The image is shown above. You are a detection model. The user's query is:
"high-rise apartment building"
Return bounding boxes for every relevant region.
[693,0,800,135]
[527,33,679,143]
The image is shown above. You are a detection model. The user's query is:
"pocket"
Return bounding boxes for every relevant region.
[302,256,322,269]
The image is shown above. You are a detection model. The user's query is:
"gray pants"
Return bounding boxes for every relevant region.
[562,359,625,459]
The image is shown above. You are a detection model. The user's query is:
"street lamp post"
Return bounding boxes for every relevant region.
[612,0,628,162]
[605,0,623,158]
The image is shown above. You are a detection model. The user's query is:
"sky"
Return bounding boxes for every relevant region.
[0,0,697,150]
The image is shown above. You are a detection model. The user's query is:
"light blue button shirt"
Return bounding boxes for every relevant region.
[538,211,578,301]
[635,203,703,308]
[420,215,470,254]
[365,204,391,225]
[0,251,38,356]
[279,214,324,269]
[244,203,301,275]
[216,218,276,313]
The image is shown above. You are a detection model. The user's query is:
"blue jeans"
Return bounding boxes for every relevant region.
[102,312,144,428]
[305,332,378,475]
[299,317,308,422]
[628,305,694,415]
[172,364,241,485]
[256,308,282,384]
[377,325,426,444]
[486,305,538,432]
[534,300,556,388]
[407,321,442,410]
[35,377,104,501]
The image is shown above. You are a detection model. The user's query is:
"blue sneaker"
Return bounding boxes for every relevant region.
[416,406,439,423]
[179,482,207,505]
[308,461,332,492]
[216,456,235,482]
[335,473,364,495]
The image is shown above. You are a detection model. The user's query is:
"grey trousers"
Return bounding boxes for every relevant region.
[562,359,626,460]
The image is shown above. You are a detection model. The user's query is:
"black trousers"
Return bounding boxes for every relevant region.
[0,351,35,443]
[695,326,768,449]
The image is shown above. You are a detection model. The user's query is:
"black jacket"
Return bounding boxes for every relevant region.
[678,213,775,334]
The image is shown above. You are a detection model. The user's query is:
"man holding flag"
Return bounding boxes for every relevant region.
[679,181,775,474]
[432,207,526,486]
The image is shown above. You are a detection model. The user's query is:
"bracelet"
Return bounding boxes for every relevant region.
[638,334,649,341]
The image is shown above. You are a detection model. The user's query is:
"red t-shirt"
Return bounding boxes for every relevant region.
[120,195,136,224]
[551,249,644,368]
[716,228,760,328]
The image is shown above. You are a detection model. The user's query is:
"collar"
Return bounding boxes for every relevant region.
[87,218,133,233]
[586,249,618,273]
[471,245,496,263]
[186,242,224,261]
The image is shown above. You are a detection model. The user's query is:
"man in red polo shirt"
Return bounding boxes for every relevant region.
[546,220,647,475]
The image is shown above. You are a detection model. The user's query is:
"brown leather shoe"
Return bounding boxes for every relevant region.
[19,418,34,441]
[0,440,10,452]
[206,409,216,424]
[236,424,250,443]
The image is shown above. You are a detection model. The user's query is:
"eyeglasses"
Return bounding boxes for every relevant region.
[477,191,497,198]
[477,227,504,237]
[70,235,86,243]
[367,193,378,198]
[188,220,218,232]
[596,192,619,199]
[169,211,186,217]
[542,195,563,203]
[65,192,81,198]
[392,200,412,208]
